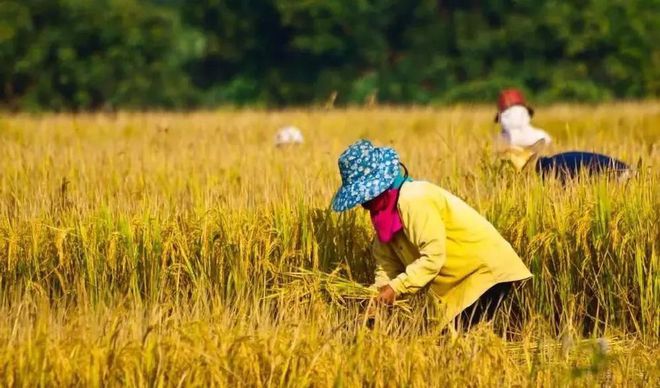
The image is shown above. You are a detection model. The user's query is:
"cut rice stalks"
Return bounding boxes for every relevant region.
[269,267,412,313]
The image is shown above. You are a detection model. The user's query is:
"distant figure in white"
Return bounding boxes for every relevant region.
[275,125,304,147]
[495,89,551,149]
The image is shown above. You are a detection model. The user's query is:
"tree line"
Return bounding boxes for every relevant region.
[0,0,658,110]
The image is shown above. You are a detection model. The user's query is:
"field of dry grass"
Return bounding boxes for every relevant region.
[0,102,658,386]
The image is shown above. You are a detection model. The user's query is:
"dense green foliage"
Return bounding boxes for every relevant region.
[0,0,658,109]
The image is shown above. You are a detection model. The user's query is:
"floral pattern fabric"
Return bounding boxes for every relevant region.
[332,139,400,212]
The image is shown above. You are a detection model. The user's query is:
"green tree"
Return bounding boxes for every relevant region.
[0,0,201,110]
[0,0,658,109]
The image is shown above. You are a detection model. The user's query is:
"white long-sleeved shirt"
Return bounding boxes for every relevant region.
[498,105,551,148]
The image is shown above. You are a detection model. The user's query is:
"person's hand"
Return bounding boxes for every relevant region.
[376,285,396,305]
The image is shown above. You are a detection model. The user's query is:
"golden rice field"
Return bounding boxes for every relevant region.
[0,102,658,386]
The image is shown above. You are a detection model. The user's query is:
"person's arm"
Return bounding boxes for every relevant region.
[371,240,404,290]
[389,196,446,295]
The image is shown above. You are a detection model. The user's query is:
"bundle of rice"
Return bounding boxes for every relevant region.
[271,268,411,313]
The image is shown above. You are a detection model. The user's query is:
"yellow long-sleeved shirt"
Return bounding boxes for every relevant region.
[372,181,532,324]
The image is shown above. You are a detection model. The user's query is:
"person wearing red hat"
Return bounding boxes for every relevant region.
[495,89,631,182]
[495,89,552,149]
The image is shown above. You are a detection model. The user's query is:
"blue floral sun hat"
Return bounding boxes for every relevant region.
[331,139,400,212]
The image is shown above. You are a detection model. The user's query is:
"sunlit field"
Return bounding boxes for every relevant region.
[0,103,658,386]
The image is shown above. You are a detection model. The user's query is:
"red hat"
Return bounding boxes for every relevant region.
[495,88,534,122]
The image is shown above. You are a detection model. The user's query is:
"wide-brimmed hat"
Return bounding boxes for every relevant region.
[331,139,400,212]
[495,89,534,122]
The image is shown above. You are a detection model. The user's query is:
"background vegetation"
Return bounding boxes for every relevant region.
[0,103,658,385]
[1,0,658,110]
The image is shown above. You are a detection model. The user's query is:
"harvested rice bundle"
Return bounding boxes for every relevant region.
[272,268,412,312]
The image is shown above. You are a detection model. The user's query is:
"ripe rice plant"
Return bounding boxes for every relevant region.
[0,103,657,386]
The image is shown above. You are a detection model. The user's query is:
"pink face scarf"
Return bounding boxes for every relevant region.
[364,189,404,243]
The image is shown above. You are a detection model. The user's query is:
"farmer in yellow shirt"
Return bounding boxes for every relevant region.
[331,140,532,329]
